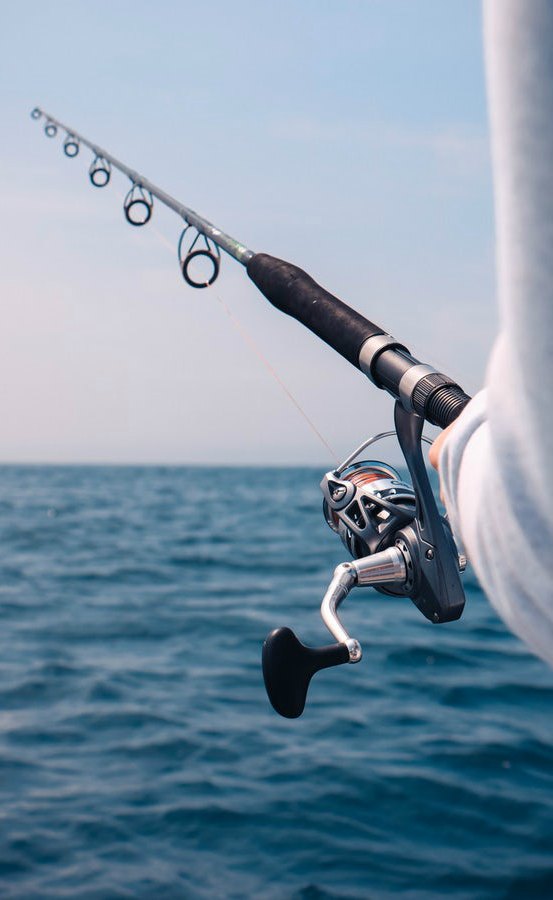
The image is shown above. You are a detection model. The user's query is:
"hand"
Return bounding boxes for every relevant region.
[429,421,458,471]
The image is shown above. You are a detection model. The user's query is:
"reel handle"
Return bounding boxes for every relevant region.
[263,552,406,718]
[262,627,350,718]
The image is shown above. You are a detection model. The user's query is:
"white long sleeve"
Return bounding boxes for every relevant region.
[439,0,553,664]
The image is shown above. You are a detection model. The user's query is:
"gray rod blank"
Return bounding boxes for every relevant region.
[34,108,255,265]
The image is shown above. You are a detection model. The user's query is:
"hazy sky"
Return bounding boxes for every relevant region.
[0,0,495,465]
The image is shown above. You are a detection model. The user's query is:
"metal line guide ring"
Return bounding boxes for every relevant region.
[178,225,220,288]
[89,155,111,188]
[63,134,80,158]
[45,121,57,138]
[31,108,41,120]
[124,183,153,226]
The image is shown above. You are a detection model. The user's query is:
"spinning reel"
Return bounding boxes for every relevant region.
[263,402,467,718]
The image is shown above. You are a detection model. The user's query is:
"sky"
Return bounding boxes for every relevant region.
[0,0,496,466]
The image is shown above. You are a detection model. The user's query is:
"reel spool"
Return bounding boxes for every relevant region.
[322,459,416,563]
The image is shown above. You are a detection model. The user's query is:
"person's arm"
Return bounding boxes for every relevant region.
[432,0,553,665]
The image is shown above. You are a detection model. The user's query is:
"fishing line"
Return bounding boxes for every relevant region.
[117,189,338,462]
[212,290,338,463]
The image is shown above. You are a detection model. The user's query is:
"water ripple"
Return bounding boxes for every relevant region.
[0,465,551,898]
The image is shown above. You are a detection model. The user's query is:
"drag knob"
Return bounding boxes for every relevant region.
[262,627,350,718]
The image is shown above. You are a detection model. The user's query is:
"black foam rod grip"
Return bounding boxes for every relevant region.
[262,627,350,719]
[247,254,383,369]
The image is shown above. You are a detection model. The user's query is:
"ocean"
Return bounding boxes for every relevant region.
[0,465,551,899]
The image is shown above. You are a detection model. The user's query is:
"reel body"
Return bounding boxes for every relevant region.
[263,402,467,718]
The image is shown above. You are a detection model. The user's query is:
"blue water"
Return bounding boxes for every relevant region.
[0,465,551,899]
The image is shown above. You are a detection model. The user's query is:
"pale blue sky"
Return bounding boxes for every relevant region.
[0,1,495,464]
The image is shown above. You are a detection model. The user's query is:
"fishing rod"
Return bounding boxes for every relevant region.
[31,107,471,718]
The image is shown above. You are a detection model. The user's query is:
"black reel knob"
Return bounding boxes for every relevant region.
[262,627,350,718]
